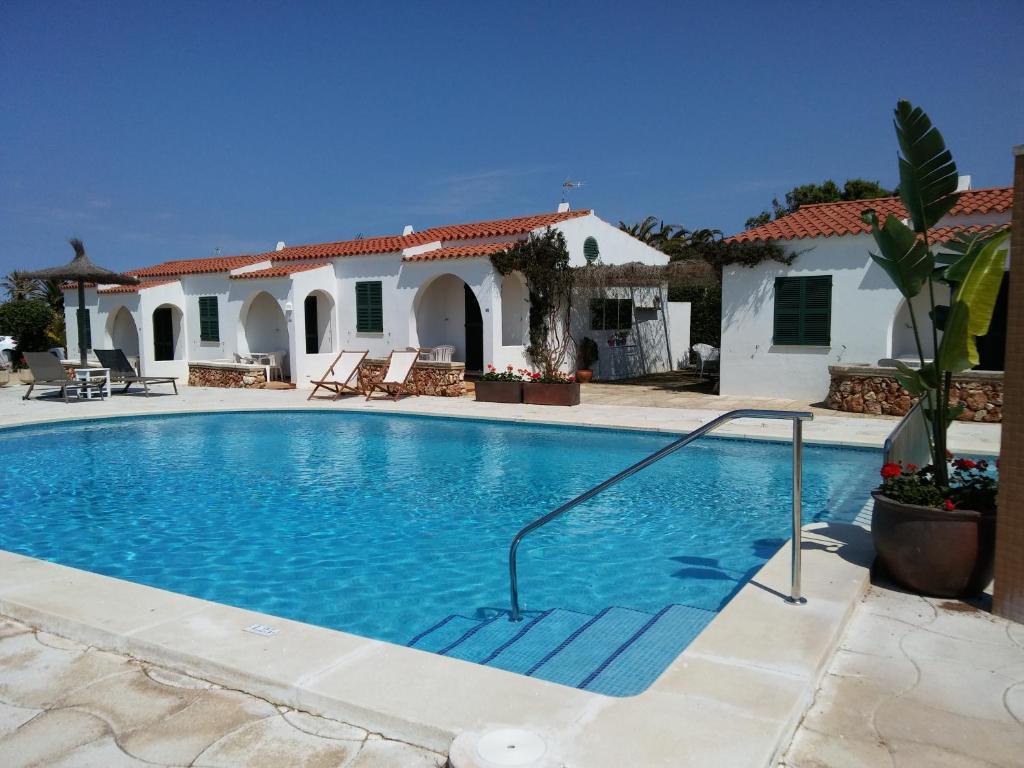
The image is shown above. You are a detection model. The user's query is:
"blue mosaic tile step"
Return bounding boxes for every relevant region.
[527,606,653,688]
[406,614,480,653]
[581,603,717,696]
[476,609,594,673]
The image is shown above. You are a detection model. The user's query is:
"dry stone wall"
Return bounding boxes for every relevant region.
[188,364,267,389]
[358,360,465,397]
[826,365,1002,422]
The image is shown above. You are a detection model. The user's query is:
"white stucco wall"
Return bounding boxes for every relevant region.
[553,214,670,267]
[667,301,691,369]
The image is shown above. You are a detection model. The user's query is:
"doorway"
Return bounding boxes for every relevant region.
[464,284,483,372]
[153,307,174,361]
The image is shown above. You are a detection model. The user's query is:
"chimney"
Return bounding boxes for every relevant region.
[275,241,286,251]
[557,201,570,213]
[402,225,414,236]
[956,175,972,192]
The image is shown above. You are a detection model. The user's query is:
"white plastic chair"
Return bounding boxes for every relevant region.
[691,343,720,377]
[431,345,455,363]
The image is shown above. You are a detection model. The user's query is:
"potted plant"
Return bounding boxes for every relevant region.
[522,369,580,406]
[872,458,997,597]
[475,364,525,403]
[864,100,1007,597]
[576,337,599,383]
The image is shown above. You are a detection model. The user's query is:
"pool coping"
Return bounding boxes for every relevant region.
[0,392,926,765]
[0,522,873,767]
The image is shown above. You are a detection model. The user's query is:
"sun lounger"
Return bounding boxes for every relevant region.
[94,349,178,396]
[21,351,106,403]
[308,350,368,400]
[364,349,420,401]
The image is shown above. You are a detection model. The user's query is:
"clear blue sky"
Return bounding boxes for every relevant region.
[2,1,1022,273]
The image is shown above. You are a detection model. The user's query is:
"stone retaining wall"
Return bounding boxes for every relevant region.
[358,360,465,397]
[188,364,267,389]
[826,365,1002,422]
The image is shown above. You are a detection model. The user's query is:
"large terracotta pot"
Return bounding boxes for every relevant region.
[871,491,995,598]
[474,380,523,403]
[575,369,594,383]
[522,382,581,406]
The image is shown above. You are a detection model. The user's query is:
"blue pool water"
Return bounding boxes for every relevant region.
[0,412,878,694]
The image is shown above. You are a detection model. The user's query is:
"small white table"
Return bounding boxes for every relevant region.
[75,367,111,399]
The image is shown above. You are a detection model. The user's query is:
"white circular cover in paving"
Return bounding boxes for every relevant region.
[449,728,548,767]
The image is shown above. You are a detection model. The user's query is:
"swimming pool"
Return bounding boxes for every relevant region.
[1,411,878,695]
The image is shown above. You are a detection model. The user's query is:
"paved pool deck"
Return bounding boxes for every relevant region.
[0,382,1009,767]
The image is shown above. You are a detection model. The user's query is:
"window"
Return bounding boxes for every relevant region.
[80,310,92,351]
[355,281,383,333]
[590,298,633,331]
[198,296,219,342]
[773,276,832,346]
[583,236,600,265]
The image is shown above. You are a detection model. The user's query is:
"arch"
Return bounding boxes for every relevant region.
[239,291,289,358]
[500,272,529,346]
[411,273,484,370]
[303,290,336,354]
[106,306,140,358]
[152,304,184,361]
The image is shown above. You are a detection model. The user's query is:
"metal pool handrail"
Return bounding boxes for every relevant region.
[507,409,814,621]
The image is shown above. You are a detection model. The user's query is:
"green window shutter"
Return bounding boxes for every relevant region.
[356,281,383,333]
[773,276,831,345]
[198,296,219,342]
[583,237,600,264]
[82,310,92,351]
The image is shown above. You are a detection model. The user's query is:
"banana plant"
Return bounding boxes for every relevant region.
[863,100,1009,486]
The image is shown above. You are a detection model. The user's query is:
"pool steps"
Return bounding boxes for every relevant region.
[407,603,715,696]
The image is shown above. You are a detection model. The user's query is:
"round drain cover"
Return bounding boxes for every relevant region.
[475,728,546,766]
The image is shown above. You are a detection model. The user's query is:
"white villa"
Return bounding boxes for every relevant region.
[719,184,1013,405]
[64,206,677,388]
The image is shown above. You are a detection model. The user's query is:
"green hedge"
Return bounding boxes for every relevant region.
[668,283,721,347]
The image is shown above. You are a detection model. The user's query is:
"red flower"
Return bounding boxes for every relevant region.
[953,458,977,471]
[532,372,541,379]
[487,364,495,370]
[906,464,918,473]
[880,462,902,479]
[943,499,955,511]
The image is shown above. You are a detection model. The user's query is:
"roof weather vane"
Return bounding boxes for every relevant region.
[561,179,584,202]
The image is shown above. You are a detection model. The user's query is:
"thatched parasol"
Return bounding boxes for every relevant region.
[23,239,140,367]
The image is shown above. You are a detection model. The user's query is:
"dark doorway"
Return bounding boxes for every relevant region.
[153,307,175,361]
[977,273,1009,371]
[464,284,483,372]
[304,295,318,354]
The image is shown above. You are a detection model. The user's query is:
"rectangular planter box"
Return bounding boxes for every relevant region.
[475,380,523,403]
[522,382,581,407]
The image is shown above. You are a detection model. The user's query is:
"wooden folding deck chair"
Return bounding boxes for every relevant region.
[308,350,368,400]
[364,349,420,401]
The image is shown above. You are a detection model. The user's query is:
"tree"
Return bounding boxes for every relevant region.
[745,178,895,229]
[2,271,43,302]
[0,299,58,355]
[491,229,574,376]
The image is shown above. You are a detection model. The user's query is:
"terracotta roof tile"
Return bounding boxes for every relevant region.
[97,279,178,294]
[130,254,268,277]
[258,237,408,262]
[401,241,519,263]
[229,261,332,280]
[729,187,1013,243]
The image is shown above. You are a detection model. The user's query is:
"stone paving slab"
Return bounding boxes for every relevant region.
[780,585,1024,768]
[0,618,445,768]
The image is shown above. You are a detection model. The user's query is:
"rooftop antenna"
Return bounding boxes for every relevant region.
[214,247,221,257]
[561,179,584,202]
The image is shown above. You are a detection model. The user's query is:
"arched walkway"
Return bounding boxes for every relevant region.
[303,290,336,354]
[152,304,184,361]
[240,291,289,359]
[107,306,139,357]
[412,274,484,371]
[890,287,950,360]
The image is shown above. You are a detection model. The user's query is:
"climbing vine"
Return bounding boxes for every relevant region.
[491,228,574,376]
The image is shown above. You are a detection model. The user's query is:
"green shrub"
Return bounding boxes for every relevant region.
[668,283,721,346]
[0,299,58,355]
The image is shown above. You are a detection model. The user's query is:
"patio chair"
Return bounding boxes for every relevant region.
[94,349,179,396]
[308,350,368,400]
[691,343,720,377]
[21,351,105,403]
[365,349,420,402]
[431,344,455,363]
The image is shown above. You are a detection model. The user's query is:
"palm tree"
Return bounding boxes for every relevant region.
[1,271,42,301]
